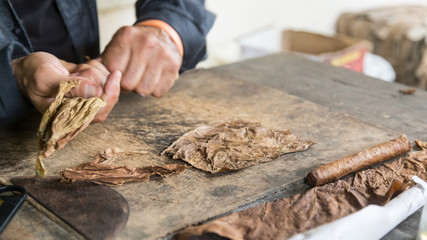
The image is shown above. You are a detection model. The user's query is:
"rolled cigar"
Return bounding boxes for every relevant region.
[306,135,412,186]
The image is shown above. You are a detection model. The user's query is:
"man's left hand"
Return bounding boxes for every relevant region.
[100,25,182,97]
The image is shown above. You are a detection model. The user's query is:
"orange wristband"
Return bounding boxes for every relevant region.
[137,20,184,57]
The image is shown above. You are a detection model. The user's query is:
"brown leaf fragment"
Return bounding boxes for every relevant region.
[61,148,190,186]
[415,140,427,150]
[385,180,405,202]
[399,88,416,94]
[177,149,427,240]
[162,120,315,173]
[36,80,106,178]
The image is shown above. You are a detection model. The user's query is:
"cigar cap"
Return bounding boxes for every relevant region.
[306,171,316,186]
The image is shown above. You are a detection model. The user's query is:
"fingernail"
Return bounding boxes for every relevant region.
[85,85,99,98]
[139,93,146,97]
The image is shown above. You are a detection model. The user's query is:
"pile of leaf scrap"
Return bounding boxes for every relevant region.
[37,80,105,178]
[162,120,314,173]
[177,141,427,240]
[36,83,314,186]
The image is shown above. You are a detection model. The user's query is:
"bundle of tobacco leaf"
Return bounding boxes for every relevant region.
[37,80,105,178]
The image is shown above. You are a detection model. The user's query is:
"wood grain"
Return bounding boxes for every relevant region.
[212,53,427,139]
[0,53,415,239]
[11,177,129,240]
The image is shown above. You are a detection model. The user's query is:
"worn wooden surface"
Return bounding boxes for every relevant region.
[212,53,427,139]
[1,202,75,240]
[1,53,425,239]
[11,177,129,240]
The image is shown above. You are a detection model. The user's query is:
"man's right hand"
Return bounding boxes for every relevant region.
[11,52,121,122]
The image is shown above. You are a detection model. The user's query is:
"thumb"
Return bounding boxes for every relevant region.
[64,76,104,99]
[47,57,102,99]
[92,70,122,122]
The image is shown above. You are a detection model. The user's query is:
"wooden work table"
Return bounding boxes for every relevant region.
[1,53,426,239]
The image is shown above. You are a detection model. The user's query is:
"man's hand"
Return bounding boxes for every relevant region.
[11,52,121,122]
[101,25,182,97]
[64,59,122,122]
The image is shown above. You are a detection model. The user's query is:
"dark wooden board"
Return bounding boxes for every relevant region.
[0,67,401,239]
[0,202,76,240]
[212,53,427,140]
[11,177,129,240]
[207,53,427,240]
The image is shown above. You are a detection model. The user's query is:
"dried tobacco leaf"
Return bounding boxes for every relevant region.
[61,148,190,186]
[37,80,106,178]
[162,120,314,173]
[415,140,427,150]
[178,149,427,240]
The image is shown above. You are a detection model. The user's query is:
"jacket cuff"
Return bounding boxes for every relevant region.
[136,20,184,57]
[135,1,215,72]
[0,44,35,127]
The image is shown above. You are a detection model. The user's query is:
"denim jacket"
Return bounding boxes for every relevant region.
[0,0,215,126]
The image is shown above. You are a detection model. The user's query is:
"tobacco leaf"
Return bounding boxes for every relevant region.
[415,140,427,150]
[61,148,190,186]
[178,149,427,240]
[37,80,106,178]
[162,120,314,173]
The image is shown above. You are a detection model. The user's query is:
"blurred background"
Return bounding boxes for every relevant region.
[97,0,427,88]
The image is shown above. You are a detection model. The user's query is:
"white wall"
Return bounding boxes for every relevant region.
[96,0,427,67]
[97,0,136,51]
[206,0,427,40]
[202,0,427,67]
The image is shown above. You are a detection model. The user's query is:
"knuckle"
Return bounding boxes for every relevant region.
[172,56,182,68]
[170,61,181,72]
[169,78,177,88]
[160,54,181,71]
[152,92,161,98]
[86,60,98,65]
[92,115,101,123]
[121,80,135,91]
[136,86,150,96]
[110,92,120,103]
[32,77,46,92]
[34,63,51,79]
[94,113,108,123]
[158,47,168,57]
[111,26,134,48]
[143,80,154,91]
[106,60,123,72]
[118,26,135,38]
[74,63,89,72]
[84,67,97,75]
[174,73,180,81]
[152,89,165,98]
[142,34,159,49]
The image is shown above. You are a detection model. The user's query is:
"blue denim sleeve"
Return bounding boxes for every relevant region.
[0,41,35,127]
[135,0,216,72]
